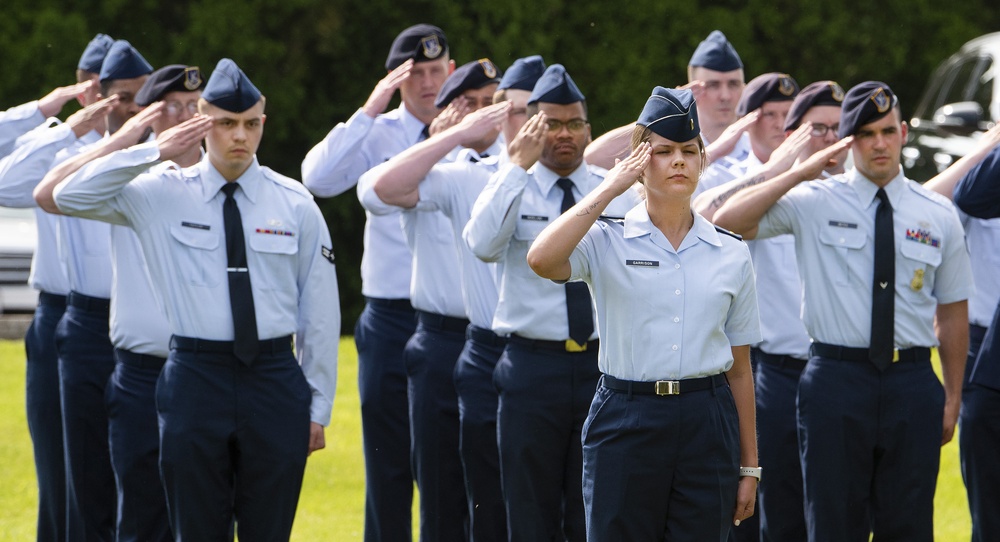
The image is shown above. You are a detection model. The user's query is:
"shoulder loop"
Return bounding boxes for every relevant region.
[714,224,743,241]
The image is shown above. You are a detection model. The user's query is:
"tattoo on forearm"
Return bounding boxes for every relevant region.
[710,174,766,210]
[577,200,601,216]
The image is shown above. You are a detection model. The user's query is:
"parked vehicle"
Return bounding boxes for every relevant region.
[903,32,1000,182]
[0,207,38,313]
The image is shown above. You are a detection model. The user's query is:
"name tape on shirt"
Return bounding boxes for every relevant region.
[626,259,659,267]
[521,215,549,222]
[828,220,858,229]
[181,221,211,230]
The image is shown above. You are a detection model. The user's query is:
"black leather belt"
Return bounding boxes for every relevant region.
[811,342,930,363]
[416,310,470,334]
[170,335,293,355]
[38,291,67,308]
[467,325,507,347]
[68,291,110,313]
[755,350,808,371]
[601,373,727,395]
[366,297,413,311]
[114,348,167,370]
[509,334,598,353]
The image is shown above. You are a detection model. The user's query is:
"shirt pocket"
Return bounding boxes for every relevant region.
[248,233,299,293]
[169,225,221,287]
[818,224,867,287]
[513,215,551,243]
[899,240,941,295]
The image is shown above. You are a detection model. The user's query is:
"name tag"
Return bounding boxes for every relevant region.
[521,215,549,222]
[828,220,857,229]
[181,221,210,230]
[626,259,659,267]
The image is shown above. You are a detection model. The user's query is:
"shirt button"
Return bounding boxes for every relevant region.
[672,345,679,351]
[673,317,680,323]
[675,289,681,295]
[674,263,681,269]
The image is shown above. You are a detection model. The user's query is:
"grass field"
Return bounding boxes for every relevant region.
[0,338,974,540]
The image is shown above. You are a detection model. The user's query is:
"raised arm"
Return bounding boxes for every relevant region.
[714,136,853,238]
[704,110,759,165]
[953,139,1000,219]
[527,143,650,280]
[924,123,1000,200]
[583,124,632,170]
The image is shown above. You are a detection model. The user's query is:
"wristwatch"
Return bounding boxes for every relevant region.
[739,466,762,481]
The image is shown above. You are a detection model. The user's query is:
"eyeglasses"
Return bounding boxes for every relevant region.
[545,119,589,133]
[165,101,199,116]
[810,123,839,137]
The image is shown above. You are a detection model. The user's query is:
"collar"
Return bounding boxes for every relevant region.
[623,204,722,248]
[532,161,590,199]
[198,155,263,204]
[400,104,429,145]
[456,138,505,164]
[847,166,905,210]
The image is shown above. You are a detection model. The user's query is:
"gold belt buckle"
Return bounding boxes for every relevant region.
[565,339,588,352]
[892,349,900,363]
[655,380,680,395]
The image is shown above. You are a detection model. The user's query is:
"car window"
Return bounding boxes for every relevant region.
[940,55,981,106]
[972,57,995,121]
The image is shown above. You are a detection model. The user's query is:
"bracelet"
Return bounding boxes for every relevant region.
[739,466,762,481]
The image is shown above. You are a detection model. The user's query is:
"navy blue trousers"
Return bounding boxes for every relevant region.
[798,353,942,542]
[157,338,310,542]
[494,339,599,542]
[108,348,171,542]
[24,292,66,542]
[55,292,116,542]
[355,298,417,542]
[405,312,469,541]
[754,350,807,542]
[959,324,1000,542]
[453,325,507,542]
[583,376,739,542]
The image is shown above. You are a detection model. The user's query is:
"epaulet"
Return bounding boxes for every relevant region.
[261,167,314,200]
[908,180,953,208]
[598,215,625,225]
[714,225,743,241]
[587,163,610,178]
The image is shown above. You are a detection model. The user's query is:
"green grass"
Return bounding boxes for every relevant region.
[0,339,973,540]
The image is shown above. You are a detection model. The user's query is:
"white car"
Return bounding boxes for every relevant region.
[0,207,38,313]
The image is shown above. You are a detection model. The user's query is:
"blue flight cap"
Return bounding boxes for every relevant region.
[783,81,845,131]
[135,65,205,106]
[202,59,263,113]
[838,81,898,138]
[99,40,153,82]
[497,55,546,91]
[689,30,743,72]
[78,33,114,73]
[528,64,585,105]
[435,59,502,108]
[736,73,799,117]
[637,87,700,142]
[385,24,449,70]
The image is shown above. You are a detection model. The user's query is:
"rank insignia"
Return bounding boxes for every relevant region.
[830,82,845,102]
[321,246,335,264]
[870,87,891,113]
[421,35,443,59]
[479,58,498,79]
[184,67,203,90]
[911,268,924,291]
[778,75,796,96]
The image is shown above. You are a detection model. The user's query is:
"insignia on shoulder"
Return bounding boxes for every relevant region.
[910,268,924,291]
[184,67,203,91]
[778,75,796,96]
[421,35,443,59]
[830,82,845,102]
[321,246,335,264]
[479,58,498,79]
[870,88,891,113]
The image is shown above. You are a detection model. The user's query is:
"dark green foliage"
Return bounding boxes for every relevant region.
[2,1,998,331]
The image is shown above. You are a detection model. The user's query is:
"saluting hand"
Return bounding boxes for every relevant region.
[37,81,95,118]
[429,96,470,136]
[677,80,706,104]
[109,102,164,150]
[765,122,813,175]
[603,141,651,196]
[362,59,413,118]
[454,101,511,145]
[792,135,855,183]
[66,94,119,138]
[508,111,548,172]
[157,114,213,162]
[705,110,759,164]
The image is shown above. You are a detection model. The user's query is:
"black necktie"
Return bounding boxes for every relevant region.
[556,178,594,346]
[870,188,894,370]
[420,125,430,141]
[222,183,259,364]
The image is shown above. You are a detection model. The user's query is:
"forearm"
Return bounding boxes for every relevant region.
[35,136,131,213]
[373,128,463,207]
[936,301,968,402]
[694,170,770,221]
[527,183,615,280]
[0,123,75,208]
[301,109,375,197]
[713,167,804,239]
[464,164,528,262]
[584,124,632,170]
[53,141,159,224]
[726,345,758,467]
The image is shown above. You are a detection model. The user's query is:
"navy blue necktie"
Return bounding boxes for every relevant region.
[556,178,594,346]
[870,188,894,370]
[222,183,259,364]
